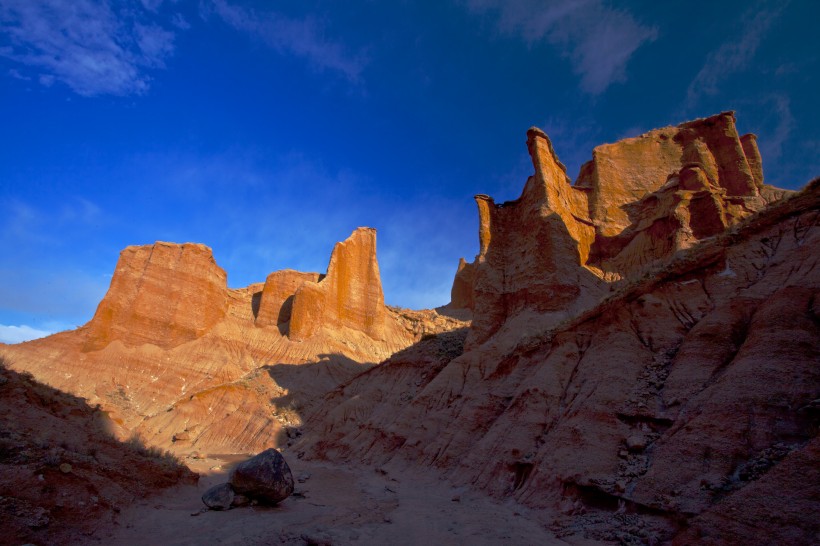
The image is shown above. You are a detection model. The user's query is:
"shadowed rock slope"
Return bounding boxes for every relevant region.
[0,358,196,545]
[0,228,467,456]
[297,118,818,544]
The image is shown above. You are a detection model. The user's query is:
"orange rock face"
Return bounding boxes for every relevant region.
[455,112,794,346]
[448,257,476,310]
[84,242,228,351]
[255,270,322,330]
[290,227,392,342]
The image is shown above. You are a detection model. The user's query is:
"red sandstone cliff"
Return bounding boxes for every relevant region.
[450,112,792,349]
[300,117,816,544]
[289,227,395,342]
[0,228,465,456]
[84,242,229,351]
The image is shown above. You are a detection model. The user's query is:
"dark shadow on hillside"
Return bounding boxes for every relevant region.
[251,290,262,319]
[267,328,469,461]
[434,305,473,321]
[261,328,469,448]
[263,353,372,414]
[276,295,295,336]
[0,357,196,545]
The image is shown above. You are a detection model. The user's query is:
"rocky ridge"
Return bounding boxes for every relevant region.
[0,228,467,456]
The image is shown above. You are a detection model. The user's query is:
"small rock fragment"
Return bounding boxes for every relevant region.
[201,482,235,511]
[626,435,646,452]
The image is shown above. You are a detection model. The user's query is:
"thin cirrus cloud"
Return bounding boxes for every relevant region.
[205,0,368,83]
[464,0,657,94]
[0,0,367,96]
[685,1,787,108]
[0,0,176,96]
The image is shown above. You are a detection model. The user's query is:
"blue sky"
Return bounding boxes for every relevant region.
[0,0,818,343]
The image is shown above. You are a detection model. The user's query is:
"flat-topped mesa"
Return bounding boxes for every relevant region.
[289,227,389,342]
[452,112,793,346]
[84,242,229,351]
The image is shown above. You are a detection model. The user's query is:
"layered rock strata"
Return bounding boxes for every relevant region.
[289,228,391,342]
[255,270,322,330]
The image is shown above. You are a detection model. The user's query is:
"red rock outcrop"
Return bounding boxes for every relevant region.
[454,112,793,346]
[448,258,476,310]
[255,270,322,330]
[0,229,466,457]
[290,227,393,342]
[84,242,229,351]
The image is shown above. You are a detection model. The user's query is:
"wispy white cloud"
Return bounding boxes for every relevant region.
[1,196,104,244]
[139,0,164,12]
[204,0,367,83]
[0,266,109,323]
[0,196,111,327]
[685,2,787,108]
[464,0,657,94]
[0,324,53,344]
[375,195,477,309]
[7,66,27,79]
[0,0,179,96]
[737,93,797,185]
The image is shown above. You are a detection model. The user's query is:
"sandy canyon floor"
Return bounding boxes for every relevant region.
[97,456,588,546]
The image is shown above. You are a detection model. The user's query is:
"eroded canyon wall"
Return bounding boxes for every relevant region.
[300,116,816,544]
[451,112,793,347]
[300,179,819,545]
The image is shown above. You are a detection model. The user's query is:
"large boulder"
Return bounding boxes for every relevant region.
[229,448,294,505]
